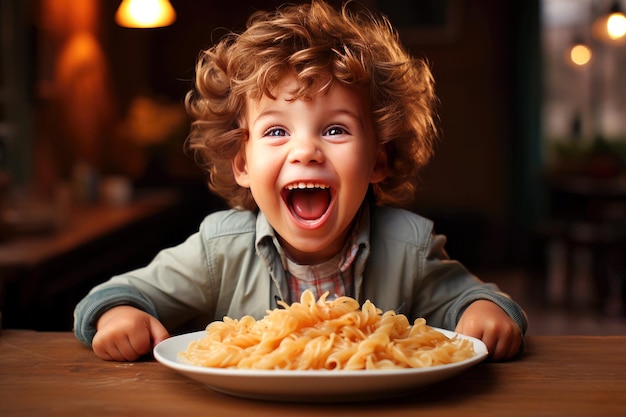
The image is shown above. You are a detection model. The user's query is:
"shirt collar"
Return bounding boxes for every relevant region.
[255,202,372,268]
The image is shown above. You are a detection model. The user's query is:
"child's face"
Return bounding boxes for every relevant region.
[233,76,387,264]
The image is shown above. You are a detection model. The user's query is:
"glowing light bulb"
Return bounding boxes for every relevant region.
[570,44,592,66]
[115,0,176,28]
[607,12,626,39]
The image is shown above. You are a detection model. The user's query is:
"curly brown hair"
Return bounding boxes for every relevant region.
[185,0,438,210]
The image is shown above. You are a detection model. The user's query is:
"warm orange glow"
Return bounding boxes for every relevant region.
[55,32,116,168]
[593,8,626,43]
[569,44,592,66]
[40,0,98,34]
[115,0,176,28]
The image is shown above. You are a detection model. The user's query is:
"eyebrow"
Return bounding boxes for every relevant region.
[333,108,363,124]
[326,108,367,131]
[252,108,365,130]
[249,110,284,129]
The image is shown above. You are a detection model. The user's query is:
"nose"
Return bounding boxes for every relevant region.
[288,133,324,164]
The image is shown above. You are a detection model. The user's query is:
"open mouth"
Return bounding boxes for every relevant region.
[283,182,332,221]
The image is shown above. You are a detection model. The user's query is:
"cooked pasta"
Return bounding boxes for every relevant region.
[179,290,475,370]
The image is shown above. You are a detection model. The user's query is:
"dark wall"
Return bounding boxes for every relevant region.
[99,0,540,269]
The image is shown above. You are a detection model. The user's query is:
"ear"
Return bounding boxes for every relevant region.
[369,146,389,184]
[232,148,251,188]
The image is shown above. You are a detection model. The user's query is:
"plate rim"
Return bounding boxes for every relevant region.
[154,327,488,377]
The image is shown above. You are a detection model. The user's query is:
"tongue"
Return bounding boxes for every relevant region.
[290,189,330,220]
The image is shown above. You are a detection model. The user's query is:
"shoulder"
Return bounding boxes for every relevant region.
[370,205,434,246]
[198,208,257,239]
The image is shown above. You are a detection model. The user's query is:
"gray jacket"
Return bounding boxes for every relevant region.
[74,204,527,345]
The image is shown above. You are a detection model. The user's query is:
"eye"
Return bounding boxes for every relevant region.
[263,126,288,137]
[324,125,348,136]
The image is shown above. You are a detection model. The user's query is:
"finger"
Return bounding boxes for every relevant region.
[126,319,168,357]
[92,333,117,361]
[126,329,153,358]
[149,318,170,346]
[489,330,521,361]
[98,332,142,362]
[489,339,507,361]
[480,332,499,360]
[96,349,113,361]
[504,331,523,360]
[98,342,127,362]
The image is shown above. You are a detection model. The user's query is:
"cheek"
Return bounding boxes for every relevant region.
[244,147,280,191]
[348,149,379,180]
[338,161,373,198]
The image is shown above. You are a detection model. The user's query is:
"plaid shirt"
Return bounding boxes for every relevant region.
[278,227,360,303]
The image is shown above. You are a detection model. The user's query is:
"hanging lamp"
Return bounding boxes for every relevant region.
[115,0,176,28]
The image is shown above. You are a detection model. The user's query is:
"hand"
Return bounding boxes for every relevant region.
[92,305,170,361]
[455,300,523,361]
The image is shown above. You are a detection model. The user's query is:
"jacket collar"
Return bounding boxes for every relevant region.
[254,203,372,300]
[254,204,371,261]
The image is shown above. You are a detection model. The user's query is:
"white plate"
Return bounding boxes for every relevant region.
[154,328,488,402]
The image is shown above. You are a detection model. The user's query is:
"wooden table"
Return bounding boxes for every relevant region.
[1,330,624,416]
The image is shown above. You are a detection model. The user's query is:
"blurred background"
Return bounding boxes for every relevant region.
[0,0,624,334]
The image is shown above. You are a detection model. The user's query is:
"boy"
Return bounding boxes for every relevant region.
[74,0,526,362]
